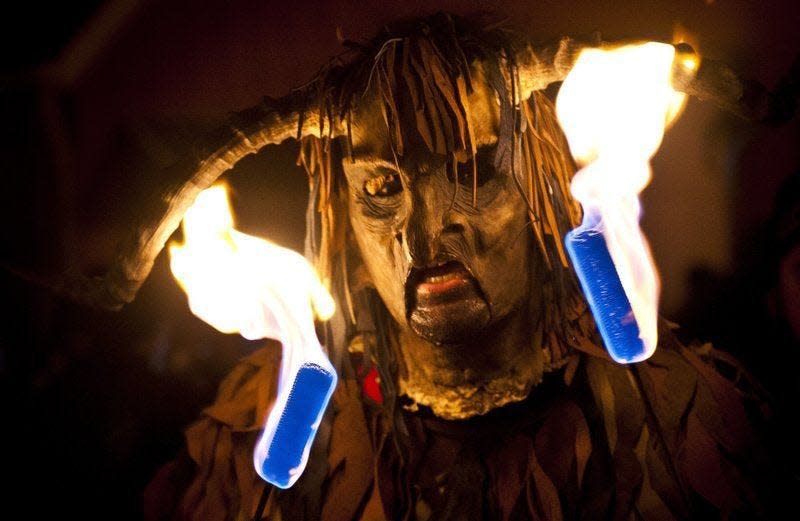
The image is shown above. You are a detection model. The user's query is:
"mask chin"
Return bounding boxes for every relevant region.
[408,299,491,345]
[405,268,492,345]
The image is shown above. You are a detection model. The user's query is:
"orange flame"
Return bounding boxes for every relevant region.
[169,183,337,487]
[556,42,694,360]
[169,184,334,342]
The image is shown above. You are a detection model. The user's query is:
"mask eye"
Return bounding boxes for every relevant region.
[450,144,497,187]
[364,171,403,197]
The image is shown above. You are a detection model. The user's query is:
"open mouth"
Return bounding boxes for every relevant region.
[406,261,483,310]
[405,260,491,343]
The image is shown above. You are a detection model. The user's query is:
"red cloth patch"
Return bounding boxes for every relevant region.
[359,365,383,404]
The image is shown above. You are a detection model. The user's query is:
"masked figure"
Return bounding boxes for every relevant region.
[77,13,779,521]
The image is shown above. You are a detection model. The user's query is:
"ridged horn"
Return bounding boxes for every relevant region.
[64,94,343,311]
[515,38,785,123]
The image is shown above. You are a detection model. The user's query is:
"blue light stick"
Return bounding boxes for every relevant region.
[565,225,647,363]
[258,360,337,488]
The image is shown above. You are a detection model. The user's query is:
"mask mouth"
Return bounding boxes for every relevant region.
[404,260,487,316]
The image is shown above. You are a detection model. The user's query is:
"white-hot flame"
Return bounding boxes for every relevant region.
[556,42,694,358]
[170,185,335,342]
[169,184,336,483]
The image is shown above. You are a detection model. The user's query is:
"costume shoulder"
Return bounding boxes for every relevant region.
[144,344,281,521]
[580,321,774,519]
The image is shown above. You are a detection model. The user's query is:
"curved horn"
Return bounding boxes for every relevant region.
[514,37,587,97]
[63,94,344,311]
[515,38,784,123]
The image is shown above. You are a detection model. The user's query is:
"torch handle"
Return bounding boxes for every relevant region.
[565,228,647,363]
[258,361,337,489]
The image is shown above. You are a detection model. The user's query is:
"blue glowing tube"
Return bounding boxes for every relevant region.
[259,362,337,489]
[565,227,647,363]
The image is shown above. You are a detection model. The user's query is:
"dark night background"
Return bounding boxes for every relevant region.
[1,1,798,518]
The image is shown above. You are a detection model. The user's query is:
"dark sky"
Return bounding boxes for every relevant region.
[0,2,105,68]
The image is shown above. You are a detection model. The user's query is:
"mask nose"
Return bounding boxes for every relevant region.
[400,179,464,268]
[404,221,438,268]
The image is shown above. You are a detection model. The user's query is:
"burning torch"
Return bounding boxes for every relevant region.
[169,184,337,489]
[556,42,698,363]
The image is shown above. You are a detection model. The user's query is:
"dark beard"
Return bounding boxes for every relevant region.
[408,290,491,345]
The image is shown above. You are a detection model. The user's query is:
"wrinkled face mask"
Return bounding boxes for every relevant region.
[344,74,537,348]
[330,39,580,419]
